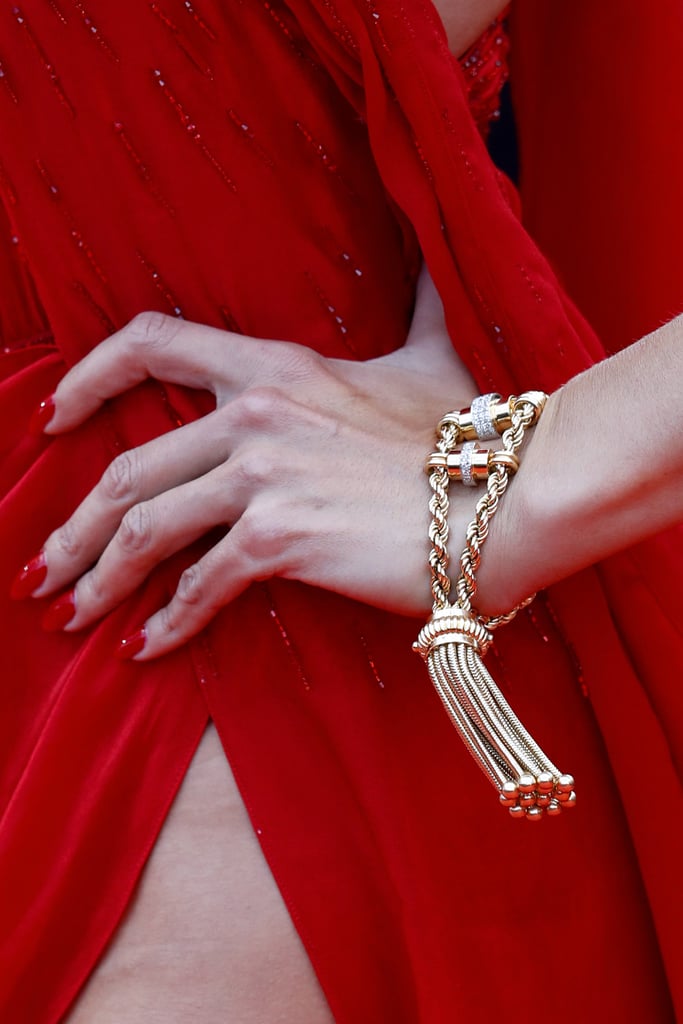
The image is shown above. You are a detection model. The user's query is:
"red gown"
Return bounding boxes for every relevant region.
[1,2,682,1021]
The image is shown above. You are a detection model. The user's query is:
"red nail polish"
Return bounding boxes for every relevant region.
[42,589,76,631]
[28,394,56,436]
[10,550,48,600]
[116,628,147,660]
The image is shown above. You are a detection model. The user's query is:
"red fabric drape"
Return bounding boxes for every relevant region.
[0,2,681,1021]
[511,0,683,352]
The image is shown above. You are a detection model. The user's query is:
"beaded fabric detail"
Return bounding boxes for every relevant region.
[458,13,510,135]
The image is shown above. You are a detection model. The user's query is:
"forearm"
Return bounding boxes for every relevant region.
[479,315,683,612]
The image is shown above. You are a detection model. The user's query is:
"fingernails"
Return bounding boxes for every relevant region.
[116,628,147,661]
[42,589,76,631]
[28,393,56,436]
[10,550,48,600]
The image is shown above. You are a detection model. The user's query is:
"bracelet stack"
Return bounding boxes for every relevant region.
[414,391,576,820]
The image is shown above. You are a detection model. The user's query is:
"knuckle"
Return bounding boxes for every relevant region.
[233,448,279,489]
[82,563,105,603]
[236,386,288,427]
[159,602,181,636]
[128,310,180,350]
[244,338,318,387]
[118,502,154,554]
[176,564,204,607]
[236,514,260,560]
[271,340,320,382]
[160,567,211,634]
[238,509,290,563]
[101,449,142,503]
[52,518,83,559]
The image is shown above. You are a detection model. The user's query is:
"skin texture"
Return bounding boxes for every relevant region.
[66,724,337,1024]
[489,313,683,604]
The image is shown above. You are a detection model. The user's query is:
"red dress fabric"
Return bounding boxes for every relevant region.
[0,2,681,1021]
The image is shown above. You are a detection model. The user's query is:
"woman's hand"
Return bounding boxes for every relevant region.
[21,270,488,659]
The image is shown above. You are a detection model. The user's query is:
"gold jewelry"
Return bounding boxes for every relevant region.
[415,391,576,820]
[425,443,520,485]
[439,392,513,442]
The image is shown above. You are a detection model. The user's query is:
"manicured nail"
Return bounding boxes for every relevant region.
[116,628,148,660]
[42,589,76,631]
[28,394,56,436]
[10,550,48,600]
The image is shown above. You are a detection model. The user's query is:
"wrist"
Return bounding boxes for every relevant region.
[475,387,593,613]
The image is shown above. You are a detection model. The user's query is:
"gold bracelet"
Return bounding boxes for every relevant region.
[414,391,576,821]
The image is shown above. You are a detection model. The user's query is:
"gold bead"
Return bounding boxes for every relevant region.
[518,773,536,794]
[500,781,519,801]
[536,771,554,793]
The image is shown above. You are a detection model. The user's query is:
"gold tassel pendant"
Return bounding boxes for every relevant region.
[416,393,576,820]
[414,607,575,819]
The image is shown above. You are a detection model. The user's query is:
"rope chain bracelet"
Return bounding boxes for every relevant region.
[413,391,576,821]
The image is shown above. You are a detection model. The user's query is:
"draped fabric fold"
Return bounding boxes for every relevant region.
[0,2,681,1020]
[317,0,683,1008]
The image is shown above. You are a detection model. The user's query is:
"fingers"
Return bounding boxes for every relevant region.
[40,425,314,653]
[124,519,269,660]
[58,473,234,634]
[58,436,299,633]
[35,410,232,597]
[19,388,322,649]
[15,305,487,662]
[34,387,321,600]
[43,313,270,434]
